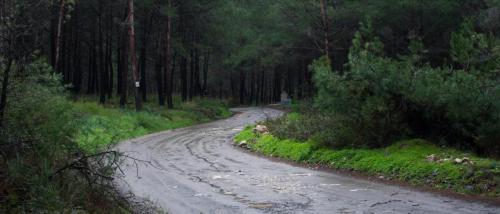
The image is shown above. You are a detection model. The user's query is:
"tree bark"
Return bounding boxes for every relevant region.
[139,25,147,102]
[155,36,165,106]
[117,32,123,95]
[194,49,201,97]
[259,70,265,104]
[297,61,304,99]
[180,56,188,102]
[202,52,209,96]
[239,69,246,105]
[189,49,194,100]
[250,70,255,105]
[107,12,114,99]
[273,67,282,102]
[54,0,66,72]
[319,0,329,58]
[98,0,106,104]
[120,29,128,108]
[164,5,174,108]
[86,45,93,94]
[128,0,142,111]
[166,54,176,108]
[0,59,12,127]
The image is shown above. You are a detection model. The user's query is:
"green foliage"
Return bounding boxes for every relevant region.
[308,21,500,156]
[74,98,231,153]
[450,19,499,71]
[236,128,500,197]
[0,60,129,212]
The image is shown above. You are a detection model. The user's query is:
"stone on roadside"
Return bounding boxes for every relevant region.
[426,154,438,162]
[238,140,248,148]
[454,157,473,165]
[253,125,269,134]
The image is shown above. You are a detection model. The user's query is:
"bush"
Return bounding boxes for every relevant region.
[308,21,500,156]
[266,20,500,157]
[0,60,129,212]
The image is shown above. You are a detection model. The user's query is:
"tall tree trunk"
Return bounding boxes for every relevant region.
[260,70,266,102]
[98,0,106,104]
[91,28,98,94]
[230,72,235,98]
[87,45,93,94]
[54,0,66,72]
[117,33,123,95]
[273,67,282,102]
[239,69,246,105]
[0,59,12,127]
[202,52,209,96]
[180,56,188,102]
[139,23,147,102]
[297,61,304,99]
[188,49,194,100]
[164,6,174,108]
[250,70,255,105]
[155,37,165,106]
[70,6,80,93]
[128,0,142,111]
[194,49,201,97]
[106,11,114,99]
[73,31,82,93]
[319,0,329,58]
[167,54,176,108]
[120,29,128,108]
[107,33,113,99]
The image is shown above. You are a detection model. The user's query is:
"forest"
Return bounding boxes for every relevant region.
[1,0,499,212]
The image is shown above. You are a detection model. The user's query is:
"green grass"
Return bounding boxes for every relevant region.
[73,97,231,152]
[235,126,500,197]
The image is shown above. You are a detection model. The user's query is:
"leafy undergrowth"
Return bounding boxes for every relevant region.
[74,97,231,152]
[235,127,500,197]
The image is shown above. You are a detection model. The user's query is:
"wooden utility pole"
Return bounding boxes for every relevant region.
[127,0,142,111]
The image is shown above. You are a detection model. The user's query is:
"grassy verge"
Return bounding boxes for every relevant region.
[235,126,500,197]
[73,97,231,152]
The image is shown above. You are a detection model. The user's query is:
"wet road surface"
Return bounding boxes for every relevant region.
[116,107,499,214]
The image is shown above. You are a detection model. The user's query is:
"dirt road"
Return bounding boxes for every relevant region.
[116,107,499,214]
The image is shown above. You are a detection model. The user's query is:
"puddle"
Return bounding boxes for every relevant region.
[349,189,371,192]
[290,173,313,177]
[249,203,273,209]
[320,183,341,186]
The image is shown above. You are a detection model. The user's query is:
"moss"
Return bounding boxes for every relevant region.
[235,127,500,197]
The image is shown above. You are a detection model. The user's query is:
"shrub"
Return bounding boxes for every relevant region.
[0,59,129,212]
[307,21,500,156]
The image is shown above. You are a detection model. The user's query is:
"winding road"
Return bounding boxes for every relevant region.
[116,107,499,214]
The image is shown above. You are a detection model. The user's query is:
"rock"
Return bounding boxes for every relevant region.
[378,176,385,179]
[253,125,269,134]
[426,154,438,162]
[454,157,473,165]
[464,185,474,191]
[238,140,248,148]
[438,158,450,163]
